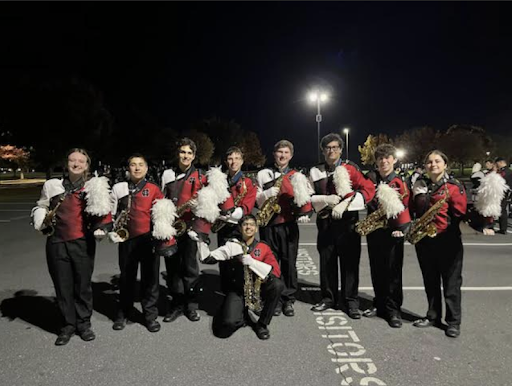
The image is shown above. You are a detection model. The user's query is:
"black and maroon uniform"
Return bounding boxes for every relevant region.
[208,240,284,338]
[34,177,112,335]
[309,160,375,312]
[411,176,467,327]
[365,171,411,319]
[162,166,234,313]
[256,166,313,306]
[497,166,512,233]
[111,179,173,323]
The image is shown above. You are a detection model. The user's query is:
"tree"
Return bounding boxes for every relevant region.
[358,133,392,165]
[394,126,441,165]
[185,129,215,165]
[239,131,266,168]
[0,145,30,179]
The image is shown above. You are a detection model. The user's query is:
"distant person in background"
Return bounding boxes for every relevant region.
[470,162,485,202]
[484,159,495,174]
[495,157,512,234]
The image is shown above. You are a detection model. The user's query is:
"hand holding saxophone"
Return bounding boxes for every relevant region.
[108,231,125,244]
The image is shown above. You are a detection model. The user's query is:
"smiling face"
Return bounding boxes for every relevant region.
[67,151,89,179]
[376,154,397,177]
[128,157,148,183]
[425,153,447,181]
[226,152,243,176]
[178,145,195,170]
[241,217,258,241]
[274,146,293,169]
[322,140,342,165]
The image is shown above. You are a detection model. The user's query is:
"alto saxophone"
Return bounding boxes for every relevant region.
[113,194,131,242]
[256,174,285,227]
[173,195,198,237]
[212,180,247,233]
[406,189,450,245]
[237,241,263,313]
[355,192,407,237]
[40,195,66,236]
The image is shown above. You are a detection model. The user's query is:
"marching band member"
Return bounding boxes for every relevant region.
[359,144,411,328]
[409,150,467,338]
[495,157,512,234]
[308,133,375,319]
[31,148,112,346]
[161,138,234,323]
[196,214,284,340]
[109,154,177,333]
[255,139,313,317]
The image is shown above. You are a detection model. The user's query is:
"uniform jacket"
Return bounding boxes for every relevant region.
[228,171,257,215]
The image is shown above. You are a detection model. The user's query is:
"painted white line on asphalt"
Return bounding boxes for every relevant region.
[10,215,30,221]
[0,202,34,205]
[0,209,30,212]
[302,286,512,291]
[0,220,10,223]
[299,242,512,246]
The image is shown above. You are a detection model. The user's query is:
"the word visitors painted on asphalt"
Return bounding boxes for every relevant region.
[296,248,318,276]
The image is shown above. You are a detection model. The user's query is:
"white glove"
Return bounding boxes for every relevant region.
[297,215,310,223]
[32,207,47,231]
[108,232,124,244]
[241,254,255,266]
[94,229,106,241]
[311,195,341,212]
[187,230,200,242]
[197,241,211,262]
[331,198,351,220]
[391,230,404,238]
[227,207,244,223]
[188,198,198,209]
[262,186,279,200]
[324,195,341,207]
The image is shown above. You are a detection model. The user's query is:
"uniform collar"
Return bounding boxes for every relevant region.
[229,170,243,186]
[326,158,342,172]
[378,171,396,184]
[128,178,147,193]
[63,176,85,193]
[273,164,290,175]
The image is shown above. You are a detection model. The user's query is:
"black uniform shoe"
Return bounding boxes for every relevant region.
[185,310,200,322]
[254,323,270,340]
[348,309,361,319]
[445,325,460,338]
[412,318,440,328]
[283,302,295,317]
[362,307,378,318]
[273,306,282,316]
[311,302,334,312]
[387,315,403,328]
[146,320,161,333]
[163,308,183,323]
[112,318,127,331]
[55,332,73,346]
[79,329,96,341]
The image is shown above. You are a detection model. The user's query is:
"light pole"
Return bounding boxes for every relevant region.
[309,91,329,162]
[343,128,349,161]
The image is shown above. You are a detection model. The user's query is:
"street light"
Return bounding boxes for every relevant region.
[343,128,349,161]
[396,149,405,159]
[308,91,329,162]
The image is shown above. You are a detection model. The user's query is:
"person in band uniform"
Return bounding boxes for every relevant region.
[255,139,313,317]
[31,148,112,345]
[161,138,234,323]
[309,133,375,319]
[495,157,512,234]
[361,144,411,328]
[197,214,284,340]
[410,150,467,338]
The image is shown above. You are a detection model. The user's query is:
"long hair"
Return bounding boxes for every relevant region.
[65,148,91,180]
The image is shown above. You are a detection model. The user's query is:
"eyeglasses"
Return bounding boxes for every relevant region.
[324,146,340,152]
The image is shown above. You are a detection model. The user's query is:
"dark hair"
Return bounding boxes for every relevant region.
[320,133,344,150]
[273,139,294,155]
[226,146,244,160]
[65,148,91,179]
[127,153,148,166]
[494,157,506,163]
[177,137,197,155]
[423,150,449,165]
[374,144,396,160]
[239,214,258,226]
[485,159,494,164]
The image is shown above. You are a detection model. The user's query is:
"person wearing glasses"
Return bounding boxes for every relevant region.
[308,133,375,319]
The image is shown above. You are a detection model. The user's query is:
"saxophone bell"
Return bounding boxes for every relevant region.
[115,228,130,242]
[174,219,188,237]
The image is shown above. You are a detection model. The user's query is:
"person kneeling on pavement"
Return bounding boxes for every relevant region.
[192,214,284,340]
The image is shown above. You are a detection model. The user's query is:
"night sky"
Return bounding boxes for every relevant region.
[0,2,511,165]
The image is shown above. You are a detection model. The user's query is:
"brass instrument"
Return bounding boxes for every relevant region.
[174,195,198,237]
[212,180,247,233]
[237,241,263,313]
[355,192,407,237]
[40,195,66,236]
[113,194,131,242]
[256,175,284,227]
[406,188,450,245]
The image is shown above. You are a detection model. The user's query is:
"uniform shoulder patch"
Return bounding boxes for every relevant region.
[447,178,465,194]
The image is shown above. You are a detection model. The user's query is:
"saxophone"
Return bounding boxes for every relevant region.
[212,180,247,233]
[40,195,66,236]
[237,241,263,313]
[113,194,131,242]
[406,188,450,245]
[256,174,284,227]
[355,192,407,237]
[173,195,198,237]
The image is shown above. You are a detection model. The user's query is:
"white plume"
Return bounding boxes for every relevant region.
[291,171,313,206]
[333,165,353,198]
[84,176,111,216]
[194,185,221,222]
[206,166,231,204]
[151,198,177,240]
[377,183,405,219]
[474,172,509,218]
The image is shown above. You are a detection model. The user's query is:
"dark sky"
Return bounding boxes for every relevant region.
[1,2,511,165]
